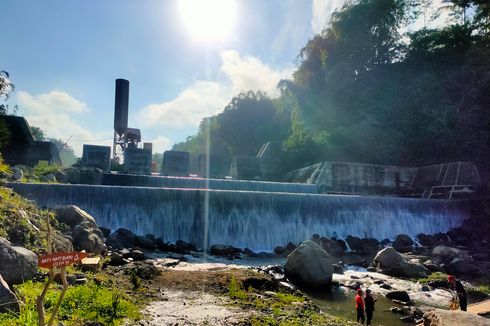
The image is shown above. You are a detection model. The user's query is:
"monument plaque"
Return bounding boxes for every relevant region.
[124,147,152,175]
[162,151,190,176]
[81,145,111,172]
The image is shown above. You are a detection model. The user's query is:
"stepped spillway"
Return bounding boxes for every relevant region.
[8,182,469,251]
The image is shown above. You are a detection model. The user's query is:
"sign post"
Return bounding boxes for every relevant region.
[36,216,87,326]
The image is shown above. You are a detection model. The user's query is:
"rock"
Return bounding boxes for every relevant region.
[154,238,172,252]
[0,237,37,285]
[51,232,74,252]
[417,233,449,248]
[55,205,97,229]
[422,308,490,326]
[45,173,57,182]
[285,242,297,252]
[346,236,363,252]
[374,247,404,267]
[12,167,23,181]
[386,291,411,302]
[98,227,111,238]
[111,228,138,248]
[133,261,161,279]
[210,244,235,256]
[381,238,391,246]
[341,252,369,267]
[320,237,345,257]
[127,250,146,261]
[284,240,334,288]
[332,264,344,274]
[373,247,429,278]
[136,235,156,250]
[447,258,480,276]
[392,234,414,253]
[432,246,470,264]
[380,283,392,290]
[274,246,287,255]
[311,234,321,245]
[54,170,68,183]
[360,238,380,255]
[423,259,444,272]
[0,274,19,313]
[243,248,258,257]
[109,252,125,266]
[73,224,106,255]
[174,240,196,254]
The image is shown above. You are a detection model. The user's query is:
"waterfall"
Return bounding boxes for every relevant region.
[9,183,469,251]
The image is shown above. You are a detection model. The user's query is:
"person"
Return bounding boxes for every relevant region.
[364,289,377,325]
[448,275,467,311]
[355,288,365,324]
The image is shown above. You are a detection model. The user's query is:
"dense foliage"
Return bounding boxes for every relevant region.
[175,0,490,179]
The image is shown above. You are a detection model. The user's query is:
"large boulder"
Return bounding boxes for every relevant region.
[110,228,138,249]
[373,247,428,278]
[320,237,345,257]
[55,205,97,229]
[51,232,74,252]
[422,308,490,326]
[0,274,19,313]
[432,246,470,265]
[284,240,334,288]
[0,237,37,285]
[346,236,363,252]
[73,224,106,255]
[12,167,23,181]
[392,234,414,253]
[386,290,411,302]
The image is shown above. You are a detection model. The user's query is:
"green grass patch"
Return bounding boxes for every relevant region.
[0,279,141,326]
[417,272,448,284]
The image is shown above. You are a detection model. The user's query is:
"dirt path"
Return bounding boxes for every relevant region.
[139,290,244,326]
[468,299,490,316]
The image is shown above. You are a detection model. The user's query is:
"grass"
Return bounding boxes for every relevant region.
[226,276,351,326]
[0,277,141,326]
[417,271,448,284]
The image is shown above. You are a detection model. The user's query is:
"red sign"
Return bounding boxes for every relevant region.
[38,252,88,269]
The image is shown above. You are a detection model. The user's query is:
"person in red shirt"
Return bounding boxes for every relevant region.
[355,288,365,324]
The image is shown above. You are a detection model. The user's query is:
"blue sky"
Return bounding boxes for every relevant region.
[1,0,445,156]
[1,0,347,156]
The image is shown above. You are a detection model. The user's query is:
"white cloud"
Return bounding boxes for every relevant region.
[220,50,292,97]
[137,81,229,128]
[17,90,110,156]
[311,0,345,34]
[137,50,292,129]
[147,136,172,153]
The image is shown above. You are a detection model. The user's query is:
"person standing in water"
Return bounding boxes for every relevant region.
[364,289,377,325]
[448,275,467,311]
[355,288,365,324]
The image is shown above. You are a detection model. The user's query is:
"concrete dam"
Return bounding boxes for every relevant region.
[8,175,470,251]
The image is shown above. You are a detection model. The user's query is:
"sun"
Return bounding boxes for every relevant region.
[178,0,237,42]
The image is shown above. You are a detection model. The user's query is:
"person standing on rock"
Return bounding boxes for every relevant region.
[355,288,365,324]
[364,289,376,325]
[448,275,467,311]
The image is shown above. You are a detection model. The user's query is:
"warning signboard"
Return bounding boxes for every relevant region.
[38,252,88,269]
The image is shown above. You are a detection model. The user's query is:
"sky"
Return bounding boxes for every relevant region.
[1,0,448,156]
[0,0,346,156]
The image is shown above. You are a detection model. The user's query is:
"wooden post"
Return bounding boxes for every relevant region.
[47,266,68,326]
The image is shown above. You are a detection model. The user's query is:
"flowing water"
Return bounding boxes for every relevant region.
[307,287,407,326]
[8,182,469,251]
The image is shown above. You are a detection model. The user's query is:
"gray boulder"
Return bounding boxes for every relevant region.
[386,290,411,302]
[111,228,138,249]
[73,224,106,255]
[373,247,428,278]
[55,205,97,229]
[210,244,236,256]
[432,246,470,264]
[0,274,19,313]
[0,237,37,285]
[12,167,23,181]
[51,232,74,252]
[392,234,414,253]
[284,240,334,288]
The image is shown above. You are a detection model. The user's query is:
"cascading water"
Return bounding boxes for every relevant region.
[8,182,469,251]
